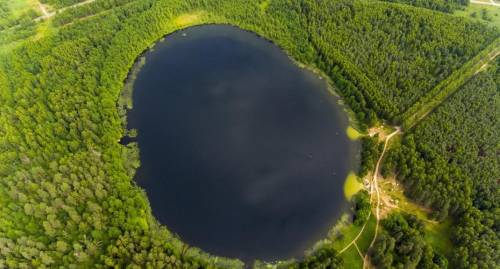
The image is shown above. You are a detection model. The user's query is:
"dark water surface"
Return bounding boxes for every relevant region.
[127,25,359,262]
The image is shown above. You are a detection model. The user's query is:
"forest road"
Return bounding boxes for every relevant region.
[35,0,97,22]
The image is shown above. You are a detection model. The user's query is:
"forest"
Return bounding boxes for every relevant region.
[383,58,499,268]
[370,213,448,268]
[0,0,498,268]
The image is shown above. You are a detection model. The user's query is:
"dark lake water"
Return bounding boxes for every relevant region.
[126,25,359,263]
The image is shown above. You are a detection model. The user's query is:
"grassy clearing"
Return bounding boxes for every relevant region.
[331,214,376,266]
[340,247,363,268]
[332,215,377,250]
[174,12,205,27]
[343,172,363,200]
[356,215,376,253]
[455,3,500,29]
[346,126,363,140]
[378,177,453,257]
[425,219,453,257]
[379,178,431,220]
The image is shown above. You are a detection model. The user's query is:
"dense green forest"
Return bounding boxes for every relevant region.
[305,0,497,124]
[353,190,371,226]
[401,37,500,129]
[0,0,498,268]
[359,136,383,177]
[383,58,499,268]
[370,213,448,268]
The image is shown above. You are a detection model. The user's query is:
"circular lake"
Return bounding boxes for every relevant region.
[126,25,359,262]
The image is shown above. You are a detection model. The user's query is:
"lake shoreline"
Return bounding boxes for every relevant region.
[120,23,363,266]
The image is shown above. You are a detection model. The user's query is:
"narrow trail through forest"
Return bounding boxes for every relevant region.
[362,128,400,269]
[338,127,400,269]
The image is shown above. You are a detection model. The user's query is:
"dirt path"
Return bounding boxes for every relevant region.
[361,128,400,268]
[38,2,50,17]
[354,242,364,259]
[338,209,372,254]
[470,0,500,7]
[34,0,96,22]
[338,127,400,261]
[476,51,500,74]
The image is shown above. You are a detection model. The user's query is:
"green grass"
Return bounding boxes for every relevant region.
[355,215,376,253]
[425,218,453,258]
[343,172,363,200]
[174,12,205,27]
[378,178,454,258]
[346,126,363,140]
[340,247,363,268]
[331,214,376,267]
[455,3,500,29]
[331,218,362,250]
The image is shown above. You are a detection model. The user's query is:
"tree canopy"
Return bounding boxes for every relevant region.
[0,0,498,268]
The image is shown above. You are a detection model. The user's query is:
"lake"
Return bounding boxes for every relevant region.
[126,25,359,263]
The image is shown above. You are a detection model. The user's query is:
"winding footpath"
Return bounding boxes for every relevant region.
[362,128,400,269]
[338,127,400,266]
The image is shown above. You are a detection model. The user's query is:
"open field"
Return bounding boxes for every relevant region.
[331,214,377,268]
[343,173,363,200]
[455,2,500,28]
